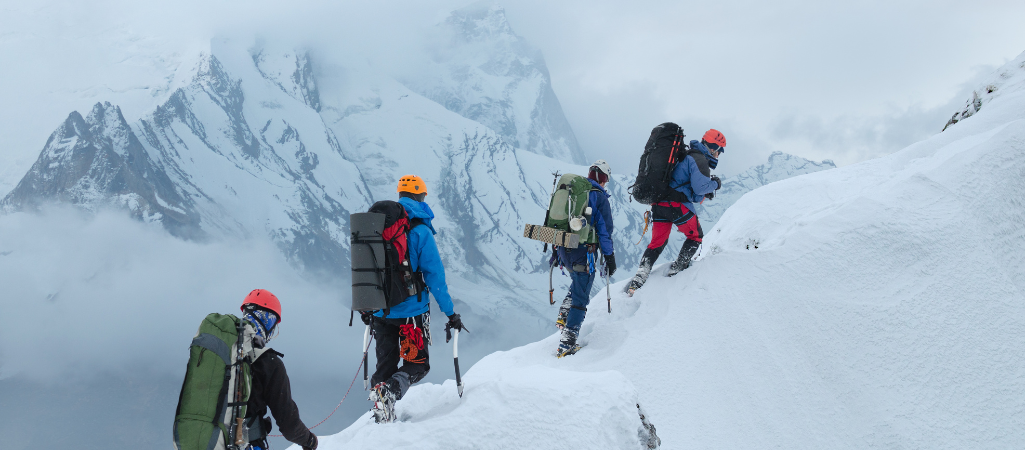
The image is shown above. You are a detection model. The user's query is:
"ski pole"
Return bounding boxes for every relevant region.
[231,320,246,448]
[599,253,611,313]
[453,328,463,397]
[542,170,561,254]
[606,270,611,314]
[362,323,372,390]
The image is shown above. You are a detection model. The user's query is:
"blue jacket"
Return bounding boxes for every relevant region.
[374,197,456,319]
[557,179,614,268]
[668,140,719,212]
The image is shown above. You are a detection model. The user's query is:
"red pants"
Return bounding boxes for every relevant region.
[647,202,702,249]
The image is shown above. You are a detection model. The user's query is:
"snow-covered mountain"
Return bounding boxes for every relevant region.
[402,2,585,165]
[0,7,834,384]
[313,50,1025,450]
[0,5,827,307]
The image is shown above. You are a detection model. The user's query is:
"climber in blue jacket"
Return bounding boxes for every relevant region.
[363,174,466,423]
[553,160,616,357]
[625,129,725,296]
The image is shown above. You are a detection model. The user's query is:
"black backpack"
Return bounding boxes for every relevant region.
[629,122,686,204]
[350,201,427,313]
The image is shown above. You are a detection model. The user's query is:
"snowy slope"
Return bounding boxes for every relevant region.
[311,51,1025,449]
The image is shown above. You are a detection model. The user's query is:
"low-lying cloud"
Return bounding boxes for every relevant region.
[0,206,356,381]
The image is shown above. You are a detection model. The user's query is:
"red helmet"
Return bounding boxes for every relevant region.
[241,289,282,322]
[702,129,726,148]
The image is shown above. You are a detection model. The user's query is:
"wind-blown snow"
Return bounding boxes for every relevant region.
[309,51,1025,449]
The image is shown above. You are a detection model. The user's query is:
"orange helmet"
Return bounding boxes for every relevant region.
[241,289,282,322]
[397,175,427,194]
[702,129,726,148]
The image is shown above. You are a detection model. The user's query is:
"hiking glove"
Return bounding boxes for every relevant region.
[360,311,374,326]
[445,313,467,342]
[705,191,715,200]
[302,434,318,450]
[710,175,722,190]
[447,313,464,331]
[605,253,617,277]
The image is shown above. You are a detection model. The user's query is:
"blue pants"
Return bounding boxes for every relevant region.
[565,269,596,332]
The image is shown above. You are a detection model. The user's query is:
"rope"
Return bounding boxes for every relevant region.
[268,335,374,437]
[634,210,651,245]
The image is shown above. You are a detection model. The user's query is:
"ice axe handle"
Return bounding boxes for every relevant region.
[362,323,372,390]
[454,328,463,397]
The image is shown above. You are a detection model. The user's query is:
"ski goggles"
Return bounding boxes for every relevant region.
[706,142,724,153]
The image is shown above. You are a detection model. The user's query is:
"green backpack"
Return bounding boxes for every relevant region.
[173,313,264,450]
[545,173,600,245]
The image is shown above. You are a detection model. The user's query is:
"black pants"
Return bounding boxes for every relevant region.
[370,312,431,397]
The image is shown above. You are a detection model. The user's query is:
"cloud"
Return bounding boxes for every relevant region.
[768,64,998,166]
[0,205,357,381]
[0,205,552,448]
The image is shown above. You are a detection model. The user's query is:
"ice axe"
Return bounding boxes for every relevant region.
[445,322,468,397]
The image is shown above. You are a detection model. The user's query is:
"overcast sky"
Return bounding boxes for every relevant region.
[1,0,1024,183]
[498,0,1025,174]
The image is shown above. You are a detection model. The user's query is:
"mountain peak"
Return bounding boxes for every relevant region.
[447,1,513,42]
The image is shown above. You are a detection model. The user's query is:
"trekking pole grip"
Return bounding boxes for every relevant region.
[234,417,245,446]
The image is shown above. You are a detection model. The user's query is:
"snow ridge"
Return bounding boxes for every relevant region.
[693,151,835,227]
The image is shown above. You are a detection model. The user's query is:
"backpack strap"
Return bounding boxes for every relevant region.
[407,221,429,301]
[686,149,711,178]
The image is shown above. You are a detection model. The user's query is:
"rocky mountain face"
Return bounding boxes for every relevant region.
[3,102,202,238]
[0,5,833,329]
[402,2,585,165]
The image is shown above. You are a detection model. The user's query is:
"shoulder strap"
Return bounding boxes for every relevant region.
[250,346,274,362]
[686,150,711,178]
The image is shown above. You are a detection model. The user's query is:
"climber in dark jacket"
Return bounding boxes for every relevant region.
[240,290,318,450]
[553,160,616,357]
[625,129,725,296]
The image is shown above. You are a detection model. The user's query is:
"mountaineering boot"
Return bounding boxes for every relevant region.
[626,246,664,296]
[369,381,398,423]
[555,294,572,329]
[556,327,581,358]
[666,239,701,277]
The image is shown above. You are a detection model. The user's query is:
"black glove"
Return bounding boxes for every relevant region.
[705,191,715,200]
[710,175,722,190]
[302,434,318,450]
[445,313,467,342]
[605,253,617,277]
[360,311,374,326]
